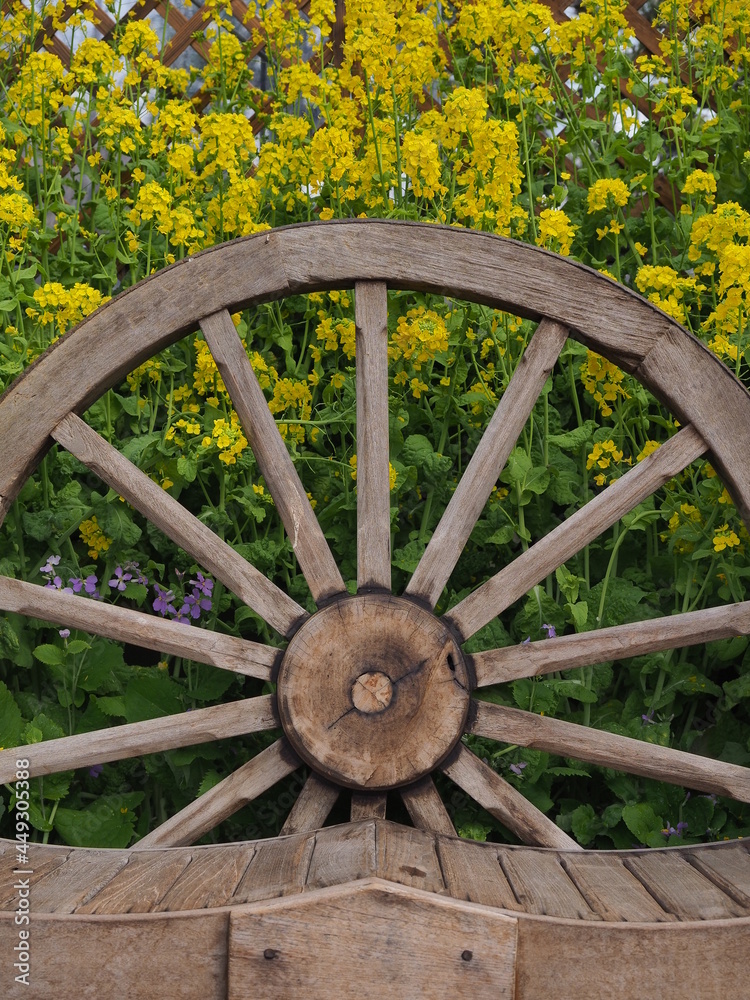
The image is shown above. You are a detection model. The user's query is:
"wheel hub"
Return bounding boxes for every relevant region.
[277,594,471,790]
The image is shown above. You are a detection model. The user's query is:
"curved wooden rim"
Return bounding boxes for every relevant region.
[2,219,750,526]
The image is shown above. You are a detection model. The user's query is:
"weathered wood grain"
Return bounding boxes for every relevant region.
[232,832,315,904]
[306,821,377,889]
[351,792,388,820]
[355,281,391,591]
[76,850,192,914]
[0,847,70,909]
[0,576,279,680]
[376,823,445,893]
[227,879,518,1000]
[200,308,344,604]
[0,695,277,782]
[135,739,300,849]
[437,837,521,910]
[441,743,581,850]
[624,852,745,919]
[51,413,306,637]
[446,424,706,640]
[472,600,750,685]
[279,772,340,835]
[560,853,673,922]
[686,844,750,908]
[401,775,457,836]
[470,700,750,802]
[30,850,130,914]
[499,850,596,919]
[155,844,257,911]
[407,318,569,609]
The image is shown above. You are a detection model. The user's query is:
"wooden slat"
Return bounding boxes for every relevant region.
[200,309,345,604]
[0,695,277,782]
[472,601,750,685]
[227,879,518,1000]
[76,850,192,914]
[470,700,750,803]
[499,850,597,919]
[624,852,745,919]
[279,772,340,835]
[51,412,306,637]
[446,425,706,640]
[561,854,674,922]
[376,823,445,893]
[0,848,70,909]
[400,775,456,836]
[155,844,257,911]
[351,792,387,821]
[0,576,279,681]
[441,743,581,850]
[306,821,377,889]
[30,850,130,914]
[687,844,750,908]
[407,318,568,609]
[355,281,391,591]
[135,739,300,849]
[437,837,521,909]
[232,832,316,904]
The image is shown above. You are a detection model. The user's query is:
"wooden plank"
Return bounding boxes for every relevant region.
[446,425,706,640]
[201,309,345,604]
[401,775,457,836]
[76,850,192,914]
[376,823,445,894]
[0,696,277,782]
[136,739,301,849]
[354,281,391,591]
[306,821,377,889]
[472,600,750,685]
[0,847,70,909]
[499,850,598,919]
[0,910,228,1000]
[0,576,279,681]
[232,832,315,904]
[51,413,306,638]
[441,744,581,851]
[279,772,340,835]
[30,850,129,914]
[407,318,568,609]
[624,852,745,919]
[687,843,750,908]
[227,879,518,1000]
[561,854,674,922]
[515,913,750,1000]
[351,792,387,821]
[437,837,521,910]
[155,844,257,911]
[470,700,750,803]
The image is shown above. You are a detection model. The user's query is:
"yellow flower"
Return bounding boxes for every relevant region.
[713,524,740,552]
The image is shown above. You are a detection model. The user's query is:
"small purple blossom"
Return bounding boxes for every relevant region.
[510,761,527,776]
[125,561,148,586]
[641,710,655,725]
[153,583,178,617]
[88,764,103,779]
[521,636,531,644]
[83,575,100,597]
[108,566,133,592]
[59,628,70,639]
[662,821,688,838]
[40,554,61,575]
[542,623,557,639]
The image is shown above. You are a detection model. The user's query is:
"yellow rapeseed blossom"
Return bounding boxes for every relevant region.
[580,351,630,417]
[713,523,740,552]
[79,517,113,560]
[536,208,577,255]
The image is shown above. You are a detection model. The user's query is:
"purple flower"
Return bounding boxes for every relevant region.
[542,623,557,638]
[510,761,527,776]
[59,629,70,639]
[40,555,61,575]
[189,572,214,597]
[662,821,688,838]
[521,636,531,644]
[125,561,148,586]
[641,710,655,725]
[69,577,83,593]
[83,575,99,596]
[108,566,132,592]
[153,584,177,617]
[88,764,103,779]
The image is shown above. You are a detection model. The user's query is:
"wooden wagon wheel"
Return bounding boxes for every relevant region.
[1,219,749,856]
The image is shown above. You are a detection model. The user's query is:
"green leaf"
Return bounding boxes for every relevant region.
[0,681,23,748]
[622,802,663,844]
[95,503,142,546]
[177,454,198,483]
[549,678,598,703]
[33,643,65,666]
[123,673,183,723]
[122,582,148,604]
[197,770,224,797]
[571,803,601,845]
[565,601,589,632]
[65,639,90,656]
[548,420,598,450]
[54,793,143,848]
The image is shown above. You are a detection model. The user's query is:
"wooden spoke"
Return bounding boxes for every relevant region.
[441,743,581,850]
[471,701,750,803]
[200,309,345,603]
[355,281,391,591]
[351,792,387,821]
[0,695,276,782]
[135,738,301,849]
[446,424,706,640]
[279,773,340,835]
[400,775,456,836]
[472,601,750,686]
[51,412,306,638]
[0,576,280,681]
[407,319,569,609]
